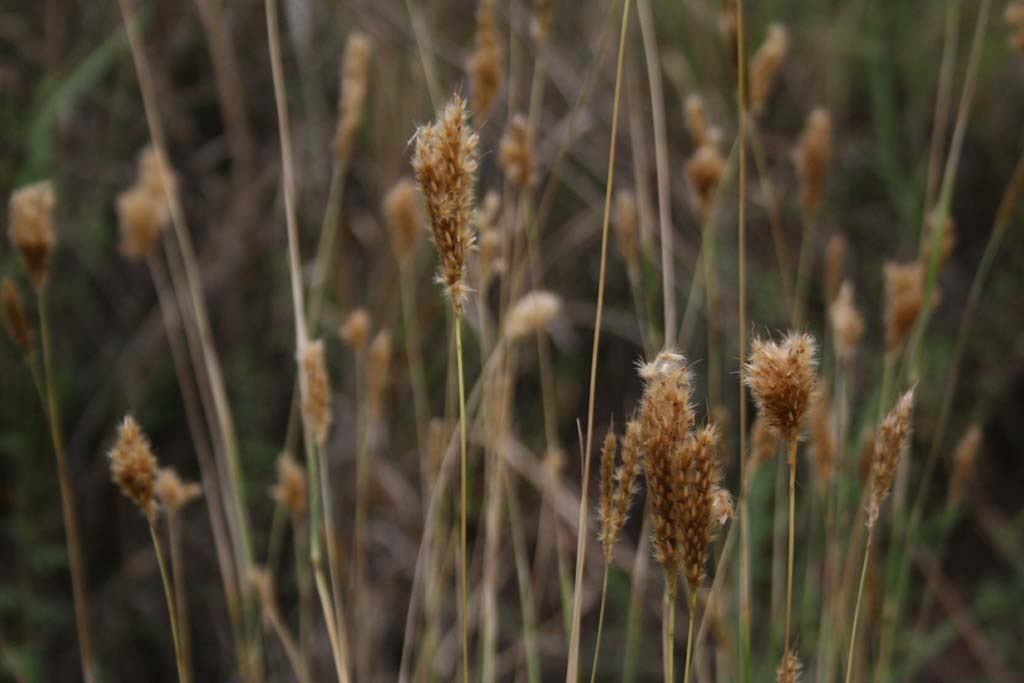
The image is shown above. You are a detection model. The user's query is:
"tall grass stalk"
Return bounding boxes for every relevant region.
[682,591,698,683]
[149,519,187,683]
[455,314,470,683]
[844,527,873,683]
[565,2,631,680]
[587,564,610,683]
[35,292,96,683]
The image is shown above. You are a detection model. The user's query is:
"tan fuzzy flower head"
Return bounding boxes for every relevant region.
[750,23,789,115]
[383,178,422,259]
[299,339,332,445]
[883,261,924,352]
[270,452,308,518]
[8,180,56,287]
[614,190,638,272]
[413,94,480,313]
[366,329,393,426]
[137,147,178,202]
[505,290,561,342]
[676,425,725,591]
[117,185,166,260]
[745,332,818,442]
[340,308,371,351]
[830,281,865,364]
[333,32,372,162]
[948,424,982,508]
[794,108,831,214]
[687,144,726,221]
[824,234,847,303]
[598,420,643,560]
[868,389,915,527]
[499,114,533,187]
[108,415,160,519]
[468,0,502,120]
[685,94,710,147]
[776,649,803,683]
[2,279,31,355]
[598,427,617,557]
[155,468,202,515]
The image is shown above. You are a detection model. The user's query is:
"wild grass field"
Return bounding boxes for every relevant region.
[2,0,1024,681]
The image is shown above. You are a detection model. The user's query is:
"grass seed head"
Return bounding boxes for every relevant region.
[750,23,789,115]
[333,32,372,163]
[108,415,160,520]
[117,185,166,259]
[2,278,31,355]
[776,649,803,683]
[919,212,955,271]
[413,94,479,313]
[505,290,561,342]
[745,332,818,442]
[383,177,422,259]
[340,308,371,351]
[271,451,308,518]
[598,426,617,559]
[531,0,553,42]
[883,261,924,352]
[868,389,915,527]
[499,114,533,187]
[677,424,725,591]
[300,339,332,446]
[686,144,726,222]
[824,233,847,303]
[685,94,710,147]
[468,0,502,120]
[366,329,393,429]
[948,424,982,508]
[8,180,56,287]
[795,108,831,215]
[830,280,864,364]
[155,468,202,515]
[614,190,638,272]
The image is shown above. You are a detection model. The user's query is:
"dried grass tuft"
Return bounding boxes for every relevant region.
[745,332,818,442]
[383,178,422,259]
[686,144,726,221]
[270,451,308,519]
[155,468,202,514]
[794,108,831,215]
[8,180,56,287]
[333,32,372,163]
[883,261,924,352]
[505,290,561,341]
[867,389,915,527]
[108,415,160,519]
[776,649,803,683]
[468,0,502,120]
[948,424,982,507]
[808,384,836,484]
[340,308,371,351]
[750,23,789,115]
[499,114,533,187]
[299,339,332,446]
[830,281,865,364]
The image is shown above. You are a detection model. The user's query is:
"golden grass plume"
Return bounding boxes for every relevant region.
[744,332,818,442]
[108,415,160,519]
[333,32,372,163]
[8,180,56,287]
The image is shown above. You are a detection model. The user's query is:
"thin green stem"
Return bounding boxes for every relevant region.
[150,520,186,683]
[455,312,469,683]
[666,581,676,682]
[845,527,873,683]
[588,564,611,683]
[682,590,697,683]
[784,439,797,651]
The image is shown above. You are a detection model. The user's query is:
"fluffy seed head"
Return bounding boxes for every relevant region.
[299,339,332,445]
[750,24,789,115]
[8,181,56,287]
[794,108,831,214]
[366,329,393,427]
[155,468,202,514]
[883,261,924,352]
[948,424,982,508]
[745,332,818,442]
[687,144,726,221]
[117,185,166,259]
[333,32,372,162]
[830,281,864,364]
[499,114,533,187]
[824,234,847,303]
[270,451,308,518]
[340,308,371,351]
[108,415,160,519]
[711,488,734,527]
[776,650,803,683]
[599,420,642,560]
[685,95,710,147]
[136,147,178,202]
[598,427,617,557]
[614,190,638,272]
[505,290,561,341]
[808,385,836,484]
[468,0,502,120]
[413,94,480,313]
[677,425,726,590]
[383,178,422,259]
[2,279,31,355]
[868,389,915,527]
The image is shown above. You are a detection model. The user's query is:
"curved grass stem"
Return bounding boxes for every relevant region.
[150,520,186,683]
[588,564,611,683]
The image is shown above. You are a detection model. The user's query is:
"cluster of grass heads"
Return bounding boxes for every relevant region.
[2,0,1024,681]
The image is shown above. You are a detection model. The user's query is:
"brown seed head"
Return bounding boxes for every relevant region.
[340,308,371,351]
[948,424,982,508]
[919,212,955,271]
[531,0,553,42]
[883,261,924,352]
[794,108,831,215]
[750,24,789,115]
[711,488,734,527]
[808,384,836,485]
[468,0,502,120]
[136,147,178,203]
[8,181,56,287]
[155,468,202,515]
[1008,1,1024,24]
[776,649,803,683]
[108,415,160,519]
[745,332,818,442]
[499,114,533,187]
[270,451,308,518]
[685,95,710,147]
[383,178,422,259]
[333,32,372,162]
[824,234,847,303]
[614,190,638,272]
[687,144,726,221]
[868,389,915,527]
[366,329,393,426]
[598,427,617,558]
[117,185,166,260]
[413,94,480,313]
[830,281,865,364]
[299,339,332,446]
[505,290,561,342]
[676,425,726,591]
[2,279,31,355]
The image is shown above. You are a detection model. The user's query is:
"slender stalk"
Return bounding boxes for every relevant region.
[567,3,631,680]
[845,528,873,683]
[293,518,313,682]
[666,580,676,682]
[318,442,347,658]
[784,438,797,650]
[260,591,306,683]
[682,590,698,683]
[167,512,194,683]
[455,313,470,683]
[402,0,442,109]
[399,258,431,453]
[149,520,186,683]
[588,564,611,683]
[314,564,349,683]
[36,291,96,683]
[307,161,348,332]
